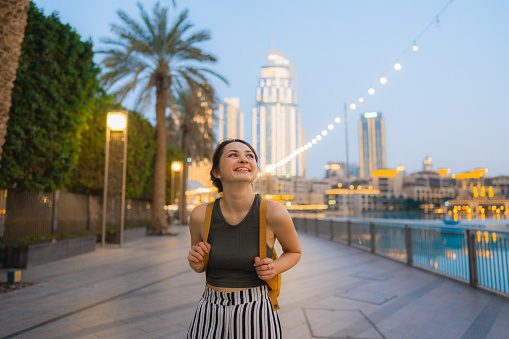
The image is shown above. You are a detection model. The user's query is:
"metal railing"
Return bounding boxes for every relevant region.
[293,216,509,297]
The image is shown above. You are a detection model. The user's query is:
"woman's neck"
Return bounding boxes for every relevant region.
[220,184,256,214]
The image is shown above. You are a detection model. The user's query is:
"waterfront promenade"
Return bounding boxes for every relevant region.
[1,227,508,339]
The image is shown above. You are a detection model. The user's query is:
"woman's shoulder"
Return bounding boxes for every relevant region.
[190,202,212,224]
[264,198,291,219]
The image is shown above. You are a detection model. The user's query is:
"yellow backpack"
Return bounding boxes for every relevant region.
[202,198,281,310]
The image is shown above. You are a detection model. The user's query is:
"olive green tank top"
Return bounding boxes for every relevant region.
[206,194,274,288]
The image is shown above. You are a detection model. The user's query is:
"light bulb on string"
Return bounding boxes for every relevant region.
[335,117,341,123]
[380,77,387,85]
[394,63,402,71]
[322,130,327,136]
[413,41,419,52]
[350,103,357,110]
[312,139,317,144]
[368,88,375,95]
[316,135,322,141]
[358,97,364,103]
[436,16,440,27]
[328,124,334,130]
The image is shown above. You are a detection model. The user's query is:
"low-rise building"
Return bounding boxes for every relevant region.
[325,188,380,215]
[402,170,455,204]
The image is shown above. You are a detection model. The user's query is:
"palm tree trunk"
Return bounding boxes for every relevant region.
[179,160,189,224]
[0,0,30,165]
[179,134,189,224]
[151,82,169,234]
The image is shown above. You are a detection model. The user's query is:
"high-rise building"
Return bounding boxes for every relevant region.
[218,97,244,140]
[252,49,305,177]
[359,112,386,178]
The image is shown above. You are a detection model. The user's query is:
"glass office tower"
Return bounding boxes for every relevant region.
[252,49,304,177]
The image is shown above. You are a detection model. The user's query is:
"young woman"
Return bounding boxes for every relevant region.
[187,139,302,339]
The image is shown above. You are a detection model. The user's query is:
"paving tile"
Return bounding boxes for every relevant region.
[351,270,394,281]
[304,308,384,338]
[337,289,396,305]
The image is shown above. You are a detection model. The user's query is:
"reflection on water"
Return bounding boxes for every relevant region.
[375,226,509,293]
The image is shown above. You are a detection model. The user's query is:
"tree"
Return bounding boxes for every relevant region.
[67,92,156,200]
[168,84,216,223]
[0,3,99,191]
[100,1,226,233]
[0,0,30,166]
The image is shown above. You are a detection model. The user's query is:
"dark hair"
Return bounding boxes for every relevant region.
[210,139,259,192]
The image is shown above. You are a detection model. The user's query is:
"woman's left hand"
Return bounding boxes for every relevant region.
[254,257,276,281]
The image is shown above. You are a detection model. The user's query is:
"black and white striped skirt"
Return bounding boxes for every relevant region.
[187,285,281,339]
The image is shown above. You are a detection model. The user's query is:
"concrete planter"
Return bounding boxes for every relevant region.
[2,236,96,269]
[105,227,147,244]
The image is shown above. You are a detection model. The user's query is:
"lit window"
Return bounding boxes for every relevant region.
[263,88,268,103]
[287,88,292,103]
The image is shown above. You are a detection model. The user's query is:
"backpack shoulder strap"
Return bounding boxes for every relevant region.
[259,198,281,310]
[259,198,268,258]
[202,202,214,269]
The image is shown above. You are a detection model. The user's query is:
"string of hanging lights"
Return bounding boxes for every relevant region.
[264,0,455,174]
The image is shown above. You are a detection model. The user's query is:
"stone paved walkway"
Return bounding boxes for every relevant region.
[1,226,508,338]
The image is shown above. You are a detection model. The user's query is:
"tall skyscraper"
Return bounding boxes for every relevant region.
[252,49,305,177]
[359,112,386,178]
[218,97,244,140]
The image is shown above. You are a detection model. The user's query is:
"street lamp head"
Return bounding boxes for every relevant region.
[107,112,127,131]
[171,161,183,172]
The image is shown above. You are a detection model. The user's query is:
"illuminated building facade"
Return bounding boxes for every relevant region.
[252,49,304,177]
[218,97,244,140]
[359,112,386,178]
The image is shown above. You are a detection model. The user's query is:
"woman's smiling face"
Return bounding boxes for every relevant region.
[215,141,258,184]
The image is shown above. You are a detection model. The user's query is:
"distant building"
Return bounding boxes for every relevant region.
[359,112,386,178]
[252,49,305,177]
[452,168,491,199]
[396,164,406,176]
[371,169,404,198]
[324,162,344,179]
[324,162,360,180]
[402,170,455,204]
[218,97,244,140]
[325,188,380,215]
[257,176,331,205]
[423,156,432,171]
[493,176,509,197]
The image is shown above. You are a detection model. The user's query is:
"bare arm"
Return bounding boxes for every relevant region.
[254,200,302,281]
[188,204,211,273]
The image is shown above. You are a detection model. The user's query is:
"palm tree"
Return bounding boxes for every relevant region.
[100,2,226,234]
[0,0,30,166]
[168,83,216,224]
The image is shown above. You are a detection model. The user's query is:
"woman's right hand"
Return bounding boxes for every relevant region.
[188,242,211,273]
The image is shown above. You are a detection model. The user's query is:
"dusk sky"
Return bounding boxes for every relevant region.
[33,0,509,179]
